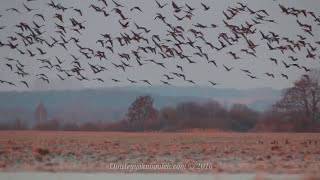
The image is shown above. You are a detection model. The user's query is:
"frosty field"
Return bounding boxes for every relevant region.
[0,131,319,175]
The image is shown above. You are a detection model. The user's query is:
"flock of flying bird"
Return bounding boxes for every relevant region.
[0,0,320,88]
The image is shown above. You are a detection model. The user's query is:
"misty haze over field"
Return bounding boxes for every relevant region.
[0,86,280,126]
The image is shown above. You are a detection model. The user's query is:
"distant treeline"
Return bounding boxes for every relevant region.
[0,95,318,132]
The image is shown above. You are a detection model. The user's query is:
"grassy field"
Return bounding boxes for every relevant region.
[0,131,319,174]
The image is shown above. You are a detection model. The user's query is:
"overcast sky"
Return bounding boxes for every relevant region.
[0,0,319,91]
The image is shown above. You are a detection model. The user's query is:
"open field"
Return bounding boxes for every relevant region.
[0,131,319,174]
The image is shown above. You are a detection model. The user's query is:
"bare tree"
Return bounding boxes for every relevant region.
[274,69,320,130]
[125,95,158,131]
